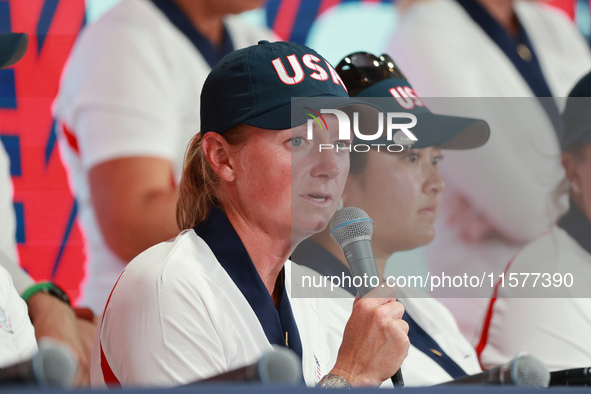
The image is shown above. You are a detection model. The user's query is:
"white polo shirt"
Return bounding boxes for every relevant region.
[92,207,376,387]
[0,265,37,368]
[478,203,591,372]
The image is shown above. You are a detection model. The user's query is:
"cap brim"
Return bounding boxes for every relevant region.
[354,96,490,150]
[0,33,28,69]
[244,96,382,131]
[411,112,490,150]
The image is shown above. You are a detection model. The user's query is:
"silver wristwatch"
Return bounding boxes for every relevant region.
[317,374,352,389]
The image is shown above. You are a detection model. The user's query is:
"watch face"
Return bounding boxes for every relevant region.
[319,374,351,389]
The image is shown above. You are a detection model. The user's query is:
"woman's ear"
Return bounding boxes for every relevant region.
[562,152,581,195]
[201,132,236,182]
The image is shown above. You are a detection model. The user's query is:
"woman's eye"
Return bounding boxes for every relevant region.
[334,141,350,149]
[406,153,419,163]
[290,137,304,147]
[432,155,443,166]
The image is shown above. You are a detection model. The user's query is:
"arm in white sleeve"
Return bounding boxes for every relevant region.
[0,143,35,294]
[0,265,37,367]
[100,262,228,386]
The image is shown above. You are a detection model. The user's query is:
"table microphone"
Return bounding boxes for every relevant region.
[195,346,302,385]
[442,352,549,387]
[0,339,77,387]
[330,206,404,387]
[550,367,591,386]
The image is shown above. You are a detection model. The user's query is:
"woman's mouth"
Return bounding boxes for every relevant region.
[302,193,332,206]
[308,194,329,202]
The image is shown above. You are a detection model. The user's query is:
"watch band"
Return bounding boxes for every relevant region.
[317,374,352,389]
[21,282,71,305]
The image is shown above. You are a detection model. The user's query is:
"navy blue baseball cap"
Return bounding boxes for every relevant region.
[0,33,28,69]
[336,52,490,149]
[201,41,377,134]
[562,71,591,151]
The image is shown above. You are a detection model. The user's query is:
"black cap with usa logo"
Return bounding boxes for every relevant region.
[200,40,376,135]
[336,52,490,150]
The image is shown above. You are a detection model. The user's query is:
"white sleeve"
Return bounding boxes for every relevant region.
[479,233,591,372]
[0,266,37,368]
[0,143,34,294]
[386,6,493,98]
[519,2,591,98]
[100,260,228,386]
[54,20,182,171]
[480,295,591,372]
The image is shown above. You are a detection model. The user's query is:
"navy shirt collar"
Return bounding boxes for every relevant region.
[150,0,235,69]
[558,200,591,255]
[194,206,303,359]
[455,0,563,137]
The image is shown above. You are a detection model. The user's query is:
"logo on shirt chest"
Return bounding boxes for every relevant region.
[0,306,14,334]
[314,354,322,382]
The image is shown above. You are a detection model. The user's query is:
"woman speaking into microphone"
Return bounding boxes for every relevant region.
[90,41,409,388]
[293,52,490,386]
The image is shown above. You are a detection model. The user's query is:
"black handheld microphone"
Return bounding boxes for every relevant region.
[443,353,549,387]
[195,346,302,385]
[330,207,404,387]
[0,339,78,387]
[550,367,591,386]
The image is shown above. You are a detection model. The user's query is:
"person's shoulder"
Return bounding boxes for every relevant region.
[515,1,578,31]
[516,1,569,20]
[399,0,466,25]
[496,226,591,298]
[390,0,476,65]
[73,0,171,52]
[553,226,591,260]
[122,230,221,289]
[0,266,14,297]
[507,226,564,271]
[224,15,275,48]
[87,0,165,31]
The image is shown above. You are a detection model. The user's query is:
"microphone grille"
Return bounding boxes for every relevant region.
[258,346,302,385]
[329,207,373,248]
[33,339,78,387]
[511,353,550,388]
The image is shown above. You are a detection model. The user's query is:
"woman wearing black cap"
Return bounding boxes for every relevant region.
[92,41,409,388]
[478,71,591,373]
[293,52,490,385]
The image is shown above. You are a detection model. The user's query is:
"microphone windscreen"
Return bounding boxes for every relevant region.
[512,353,550,388]
[259,346,302,384]
[35,339,78,387]
[329,207,373,247]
